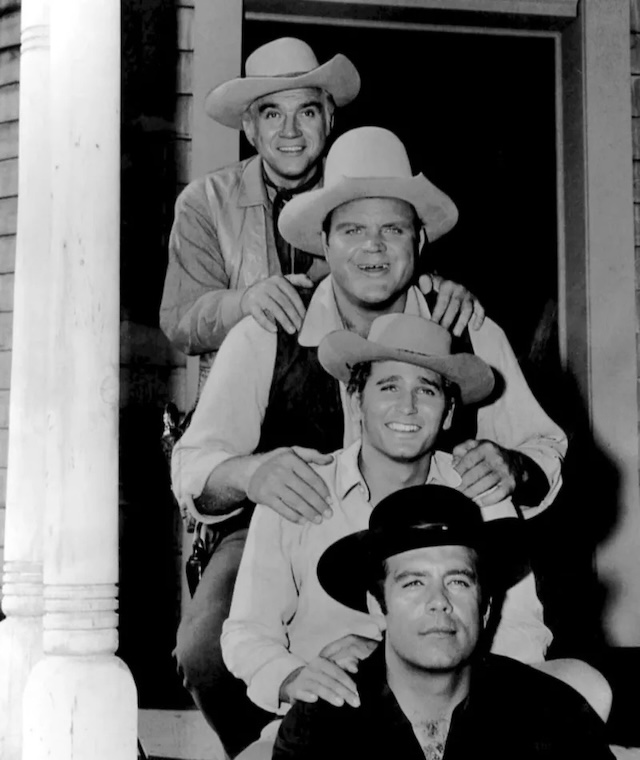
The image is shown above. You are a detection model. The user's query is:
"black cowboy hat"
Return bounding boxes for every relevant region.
[317,484,530,613]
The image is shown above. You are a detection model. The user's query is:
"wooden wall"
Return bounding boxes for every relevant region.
[0,1,19,580]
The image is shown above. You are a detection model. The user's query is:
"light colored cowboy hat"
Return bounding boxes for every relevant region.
[205,37,361,129]
[278,126,459,256]
[318,313,495,405]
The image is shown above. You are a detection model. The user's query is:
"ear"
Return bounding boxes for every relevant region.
[321,230,331,260]
[348,389,363,428]
[442,399,455,431]
[366,592,387,631]
[242,114,256,148]
[482,598,492,628]
[418,227,427,254]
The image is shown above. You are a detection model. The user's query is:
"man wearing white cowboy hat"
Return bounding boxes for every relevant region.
[271,485,614,760]
[171,127,567,753]
[222,314,585,758]
[159,37,483,386]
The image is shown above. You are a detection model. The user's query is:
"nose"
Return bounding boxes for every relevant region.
[280,112,302,138]
[362,230,386,253]
[397,389,417,414]
[425,583,452,613]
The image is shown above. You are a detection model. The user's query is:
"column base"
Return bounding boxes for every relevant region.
[23,653,138,760]
[0,615,44,760]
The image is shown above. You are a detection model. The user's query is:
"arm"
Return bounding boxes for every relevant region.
[170,318,276,521]
[220,506,308,714]
[462,317,567,516]
[160,180,250,355]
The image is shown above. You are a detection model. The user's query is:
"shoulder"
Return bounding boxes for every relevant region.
[175,157,254,210]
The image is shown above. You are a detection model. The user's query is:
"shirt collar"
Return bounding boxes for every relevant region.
[298,279,432,348]
[335,444,462,502]
[238,156,270,209]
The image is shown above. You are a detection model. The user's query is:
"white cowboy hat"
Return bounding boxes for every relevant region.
[318,313,494,406]
[205,37,361,129]
[278,126,459,256]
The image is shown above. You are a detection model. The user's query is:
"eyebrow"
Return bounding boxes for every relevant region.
[374,374,443,389]
[393,568,478,583]
[257,99,323,114]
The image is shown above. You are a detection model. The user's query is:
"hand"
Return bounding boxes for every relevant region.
[452,439,517,506]
[419,273,485,337]
[240,274,313,334]
[247,446,334,524]
[279,657,360,708]
[319,634,380,674]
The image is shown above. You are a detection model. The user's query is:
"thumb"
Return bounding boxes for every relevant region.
[418,273,434,294]
[452,439,478,460]
[292,446,334,465]
[286,273,314,289]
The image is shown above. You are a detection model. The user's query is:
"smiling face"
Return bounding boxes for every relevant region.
[322,197,419,316]
[352,360,454,465]
[242,87,332,188]
[383,544,483,674]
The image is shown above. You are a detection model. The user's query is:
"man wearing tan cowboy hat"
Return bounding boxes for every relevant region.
[272,485,614,760]
[171,127,567,754]
[222,314,584,759]
[159,37,483,386]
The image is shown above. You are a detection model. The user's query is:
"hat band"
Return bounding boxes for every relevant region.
[248,69,312,79]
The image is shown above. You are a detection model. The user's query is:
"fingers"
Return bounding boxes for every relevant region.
[247,448,333,524]
[291,446,334,466]
[244,277,308,335]
[319,634,380,663]
[303,659,360,708]
[453,440,516,503]
[436,288,466,332]
[470,298,486,331]
[451,298,474,338]
[285,273,314,289]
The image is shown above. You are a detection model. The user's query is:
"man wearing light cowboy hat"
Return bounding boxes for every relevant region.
[160,37,483,384]
[271,485,614,760]
[222,313,572,758]
[172,127,567,752]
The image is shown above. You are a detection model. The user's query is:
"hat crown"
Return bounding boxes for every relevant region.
[324,127,414,189]
[367,314,452,357]
[245,37,320,78]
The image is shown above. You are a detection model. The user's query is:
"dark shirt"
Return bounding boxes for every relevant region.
[273,648,615,760]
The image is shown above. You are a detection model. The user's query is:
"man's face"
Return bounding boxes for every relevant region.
[243,87,331,188]
[353,360,453,464]
[322,198,418,312]
[383,545,483,673]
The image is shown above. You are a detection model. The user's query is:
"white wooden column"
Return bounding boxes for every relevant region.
[0,1,50,757]
[22,2,137,758]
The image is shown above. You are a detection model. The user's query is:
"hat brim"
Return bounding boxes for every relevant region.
[205,54,361,129]
[317,517,530,614]
[318,329,495,406]
[278,175,458,257]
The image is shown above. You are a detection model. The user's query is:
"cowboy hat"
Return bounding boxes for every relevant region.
[317,484,529,614]
[278,126,459,256]
[205,37,360,129]
[318,313,495,406]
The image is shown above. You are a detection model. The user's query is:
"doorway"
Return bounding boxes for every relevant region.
[243,19,559,372]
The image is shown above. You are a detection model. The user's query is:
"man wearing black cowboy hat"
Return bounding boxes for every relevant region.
[272,485,614,760]
[160,37,480,384]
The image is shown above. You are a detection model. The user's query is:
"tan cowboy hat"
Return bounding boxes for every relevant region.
[205,37,361,129]
[278,126,459,256]
[318,313,494,405]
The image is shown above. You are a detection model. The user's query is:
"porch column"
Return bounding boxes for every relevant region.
[22,1,137,758]
[0,1,50,757]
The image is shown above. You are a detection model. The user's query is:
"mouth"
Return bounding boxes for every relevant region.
[356,263,390,274]
[386,422,421,433]
[277,146,305,155]
[420,627,456,637]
